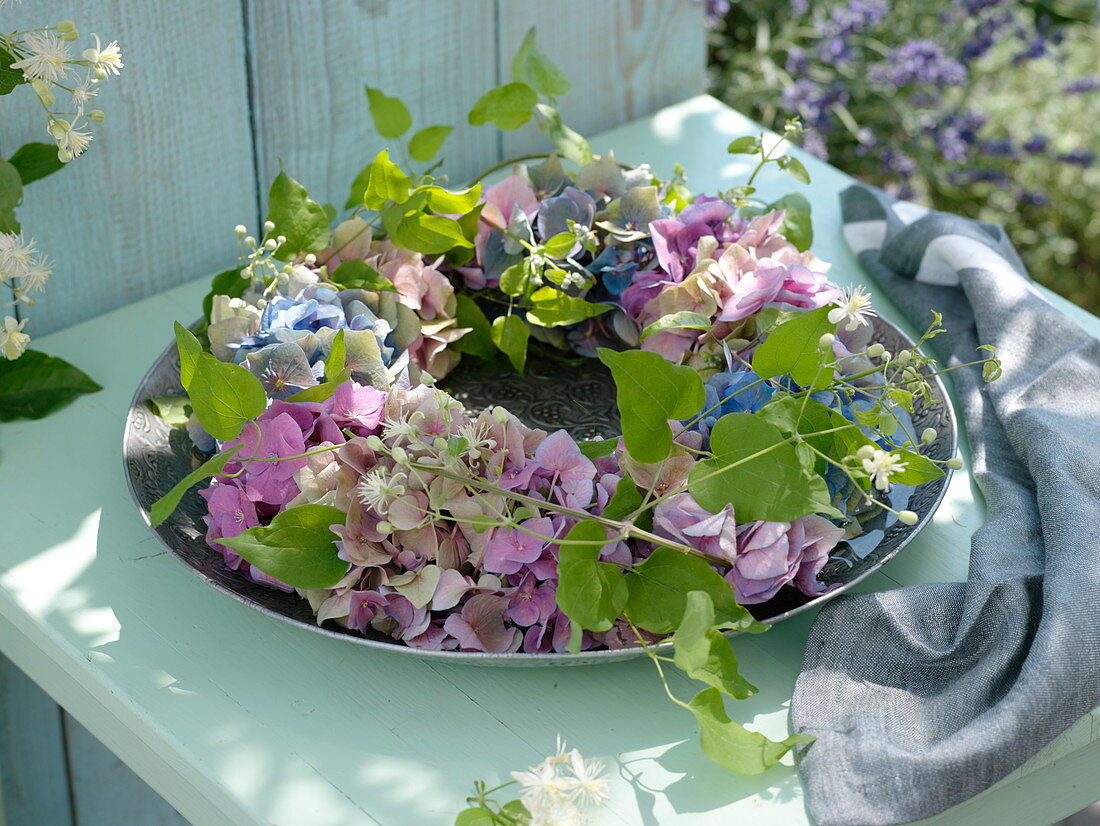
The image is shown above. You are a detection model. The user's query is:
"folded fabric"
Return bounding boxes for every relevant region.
[791,185,1100,826]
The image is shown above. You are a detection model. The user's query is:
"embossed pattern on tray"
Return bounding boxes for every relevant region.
[123,316,956,666]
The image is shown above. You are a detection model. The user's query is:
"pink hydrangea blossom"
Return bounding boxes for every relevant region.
[444,594,520,653]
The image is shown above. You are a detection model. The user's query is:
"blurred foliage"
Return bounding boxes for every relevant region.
[707,0,1100,312]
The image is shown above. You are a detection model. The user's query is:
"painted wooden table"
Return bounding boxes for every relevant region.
[3,96,1099,826]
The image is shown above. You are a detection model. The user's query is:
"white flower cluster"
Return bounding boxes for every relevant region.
[510,738,610,826]
[3,17,124,162]
[0,232,51,359]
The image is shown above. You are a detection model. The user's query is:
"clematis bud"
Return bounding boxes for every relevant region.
[303,253,317,266]
[376,520,393,535]
[234,225,247,237]
[264,220,275,233]
[921,427,937,444]
[56,20,76,32]
[856,444,876,461]
[365,435,384,451]
[946,457,963,470]
[48,119,69,139]
[867,343,885,358]
[88,109,105,122]
[391,446,409,465]
[818,333,835,349]
[61,28,79,42]
[30,79,55,106]
[895,349,912,366]
[898,510,918,526]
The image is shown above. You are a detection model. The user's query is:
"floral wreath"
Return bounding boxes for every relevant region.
[150,31,997,776]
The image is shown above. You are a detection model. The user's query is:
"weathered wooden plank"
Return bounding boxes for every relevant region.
[0,0,257,336]
[0,654,73,826]
[62,714,190,826]
[246,0,499,211]
[497,0,707,161]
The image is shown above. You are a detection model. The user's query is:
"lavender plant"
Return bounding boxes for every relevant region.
[707,0,1100,311]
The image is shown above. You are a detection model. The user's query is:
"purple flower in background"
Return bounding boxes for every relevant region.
[871,40,967,88]
[1017,190,1051,208]
[782,80,849,132]
[700,0,731,27]
[786,46,809,76]
[1058,149,1095,167]
[801,131,830,161]
[979,138,1017,159]
[1022,134,1048,154]
[1013,35,1048,64]
[1063,77,1100,95]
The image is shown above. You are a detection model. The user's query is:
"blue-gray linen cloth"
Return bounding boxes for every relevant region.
[791,185,1100,825]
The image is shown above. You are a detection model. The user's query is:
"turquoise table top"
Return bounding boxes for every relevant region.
[3,95,1100,826]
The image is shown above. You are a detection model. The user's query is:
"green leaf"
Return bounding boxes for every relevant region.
[778,154,811,184]
[511,27,571,97]
[639,311,713,342]
[0,47,25,96]
[329,259,397,293]
[365,87,412,138]
[453,808,496,826]
[766,193,813,252]
[325,328,346,382]
[0,158,23,214]
[361,149,412,211]
[689,412,833,521]
[624,547,766,635]
[145,395,192,427]
[266,171,330,260]
[727,136,761,154]
[758,394,861,475]
[149,445,243,528]
[542,232,577,259]
[578,438,617,459]
[468,82,538,131]
[526,287,611,328]
[383,205,472,255]
[688,687,811,775]
[221,504,349,589]
[602,476,643,521]
[285,369,350,403]
[673,591,758,700]
[490,314,529,373]
[8,143,65,186]
[750,306,835,389]
[0,350,101,422]
[596,348,705,463]
[555,521,627,632]
[407,125,454,162]
[452,294,498,360]
[201,268,248,324]
[173,321,203,389]
[188,353,267,441]
[892,449,945,486]
[499,262,528,297]
[419,183,482,215]
[536,104,593,166]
